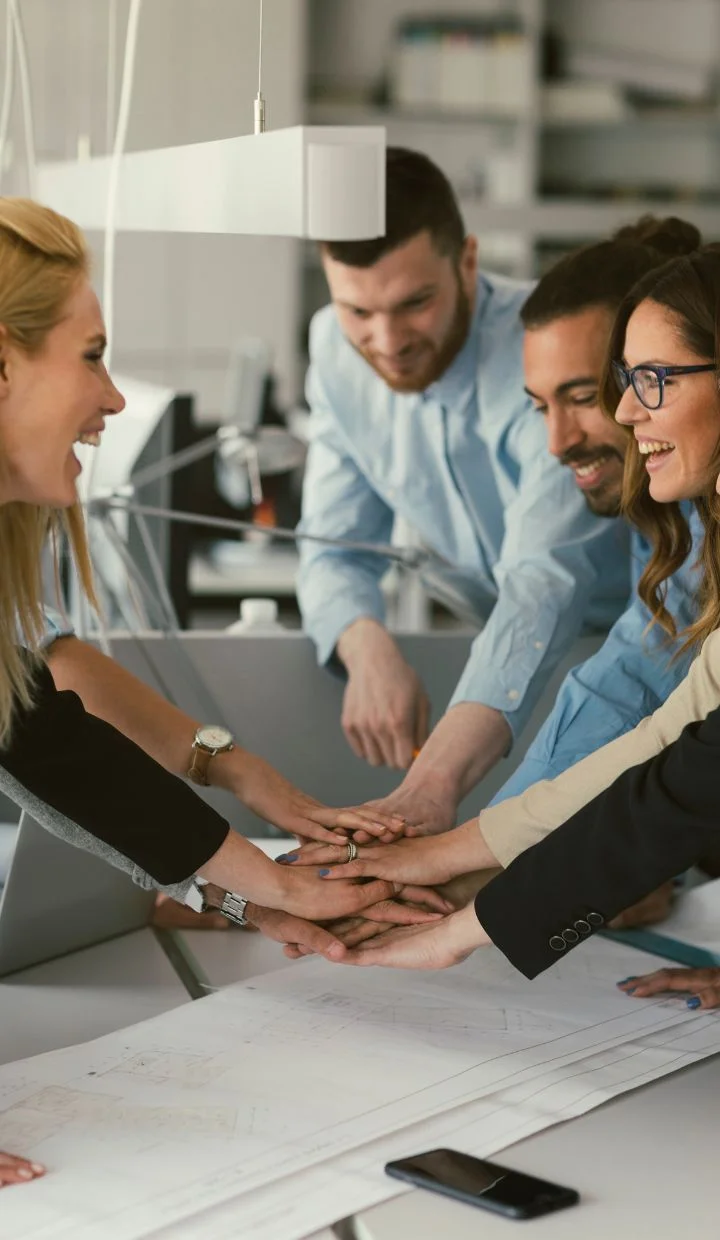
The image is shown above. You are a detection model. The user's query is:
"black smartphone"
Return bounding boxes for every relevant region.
[385,1147,579,1221]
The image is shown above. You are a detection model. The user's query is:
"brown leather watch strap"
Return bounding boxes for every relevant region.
[187,744,213,786]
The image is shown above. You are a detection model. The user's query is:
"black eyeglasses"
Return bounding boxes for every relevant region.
[611,360,717,410]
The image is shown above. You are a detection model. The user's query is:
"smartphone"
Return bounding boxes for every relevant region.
[385,1148,579,1221]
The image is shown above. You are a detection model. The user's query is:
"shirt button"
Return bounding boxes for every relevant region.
[533,640,543,650]
[507,689,520,702]
[562,928,580,945]
[587,911,605,927]
[574,919,591,935]
[549,935,566,952]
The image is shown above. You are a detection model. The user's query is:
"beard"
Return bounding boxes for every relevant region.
[356,281,472,394]
[561,446,625,519]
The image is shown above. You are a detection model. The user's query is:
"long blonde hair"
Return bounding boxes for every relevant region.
[0,197,97,743]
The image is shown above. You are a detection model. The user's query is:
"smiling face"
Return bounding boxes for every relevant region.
[321,229,477,393]
[523,307,628,517]
[0,278,125,507]
[614,299,720,503]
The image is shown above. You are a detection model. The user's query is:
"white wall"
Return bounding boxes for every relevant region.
[2,0,305,412]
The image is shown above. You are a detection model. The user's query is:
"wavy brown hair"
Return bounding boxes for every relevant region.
[600,245,720,654]
[0,198,97,743]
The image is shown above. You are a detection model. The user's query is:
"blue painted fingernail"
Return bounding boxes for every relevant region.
[276,854,289,863]
[617,977,637,985]
[286,853,299,862]
[686,996,702,1010]
[625,987,636,995]
[319,869,331,877]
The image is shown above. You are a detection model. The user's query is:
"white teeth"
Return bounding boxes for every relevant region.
[76,431,101,447]
[573,456,608,478]
[638,440,674,455]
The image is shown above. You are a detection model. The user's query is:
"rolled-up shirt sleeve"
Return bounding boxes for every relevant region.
[296,365,395,667]
[492,582,694,803]
[448,411,629,738]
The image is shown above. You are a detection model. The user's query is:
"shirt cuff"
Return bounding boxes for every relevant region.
[39,605,75,649]
[307,596,386,667]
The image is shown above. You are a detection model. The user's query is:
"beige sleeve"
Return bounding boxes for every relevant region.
[480,628,720,868]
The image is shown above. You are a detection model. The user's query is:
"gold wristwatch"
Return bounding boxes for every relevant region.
[186,724,234,786]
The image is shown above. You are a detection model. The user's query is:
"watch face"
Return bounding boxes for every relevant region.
[196,725,233,750]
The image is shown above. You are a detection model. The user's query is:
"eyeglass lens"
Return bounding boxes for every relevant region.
[631,368,663,409]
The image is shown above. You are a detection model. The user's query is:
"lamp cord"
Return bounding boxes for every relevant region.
[254,0,266,133]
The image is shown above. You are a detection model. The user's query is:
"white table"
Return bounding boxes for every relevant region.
[0,928,188,1066]
[178,927,719,1239]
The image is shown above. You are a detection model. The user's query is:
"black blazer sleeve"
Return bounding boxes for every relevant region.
[0,660,230,885]
[474,701,720,980]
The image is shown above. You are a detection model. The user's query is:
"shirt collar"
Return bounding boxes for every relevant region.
[423,274,488,407]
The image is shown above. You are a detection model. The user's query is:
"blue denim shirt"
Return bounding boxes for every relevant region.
[297,272,630,741]
[492,510,702,802]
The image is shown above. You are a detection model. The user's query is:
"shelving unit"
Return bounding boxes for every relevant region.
[302,0,720,320]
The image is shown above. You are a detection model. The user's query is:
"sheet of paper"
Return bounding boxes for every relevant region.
[148,976,720,1240]
[1,938,718,1240]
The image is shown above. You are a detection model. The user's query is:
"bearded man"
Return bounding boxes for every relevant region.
[296,147,628,834]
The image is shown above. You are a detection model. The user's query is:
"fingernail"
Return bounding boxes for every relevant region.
[31,1164,44,1174]
[624,987,637,995]
[617,977,638,985]
[285,853,299,862]
[276,854,289,863]
[687,996,702,1010]
[17,1169,33,1179]
[319,869,331,877]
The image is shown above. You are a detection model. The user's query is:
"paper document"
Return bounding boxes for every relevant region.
[1,938,719,1240]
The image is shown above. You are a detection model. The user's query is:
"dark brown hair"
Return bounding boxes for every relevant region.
[599,244,720,652]
[522,215,701,328]
[320,147,466,268]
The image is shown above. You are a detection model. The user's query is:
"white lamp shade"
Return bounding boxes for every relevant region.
[36,126,386,241]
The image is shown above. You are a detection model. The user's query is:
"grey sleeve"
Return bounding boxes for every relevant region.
[0,762,193,902]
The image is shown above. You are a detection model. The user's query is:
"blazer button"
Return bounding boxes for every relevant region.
[574,919,591,935]
[549,935,566,952]
[562,928,580,945]
[587,911,605,927]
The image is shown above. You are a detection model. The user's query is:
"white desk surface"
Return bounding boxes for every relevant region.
[179,926,719,1239]
[0,928,188,1067]
[2,920,717,1239]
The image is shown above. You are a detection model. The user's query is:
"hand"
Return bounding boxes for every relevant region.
[284,917,393,959]
[277,867,407,922]
[335,904,490,970]
[231,753,406,845]
[608,882,675,929]
[617,966,720,1010]
[337,619,429,769]
[244,902,348,961]
[281,819,486,888]
[437,869,500,909]
[0,1152,45,1187]
[355,785,456,842]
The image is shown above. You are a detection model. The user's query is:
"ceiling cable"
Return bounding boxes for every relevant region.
[254,0,266,134]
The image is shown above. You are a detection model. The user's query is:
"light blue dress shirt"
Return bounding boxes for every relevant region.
[39,605,74,649]
[492,509,702,803]
[297,272,630,740]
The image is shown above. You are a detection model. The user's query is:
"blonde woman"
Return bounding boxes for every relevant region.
[0,199,452,1186]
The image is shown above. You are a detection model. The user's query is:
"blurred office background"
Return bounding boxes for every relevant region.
[2,0,719,629]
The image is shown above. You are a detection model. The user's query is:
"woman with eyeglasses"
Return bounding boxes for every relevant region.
[288,244,720,987]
